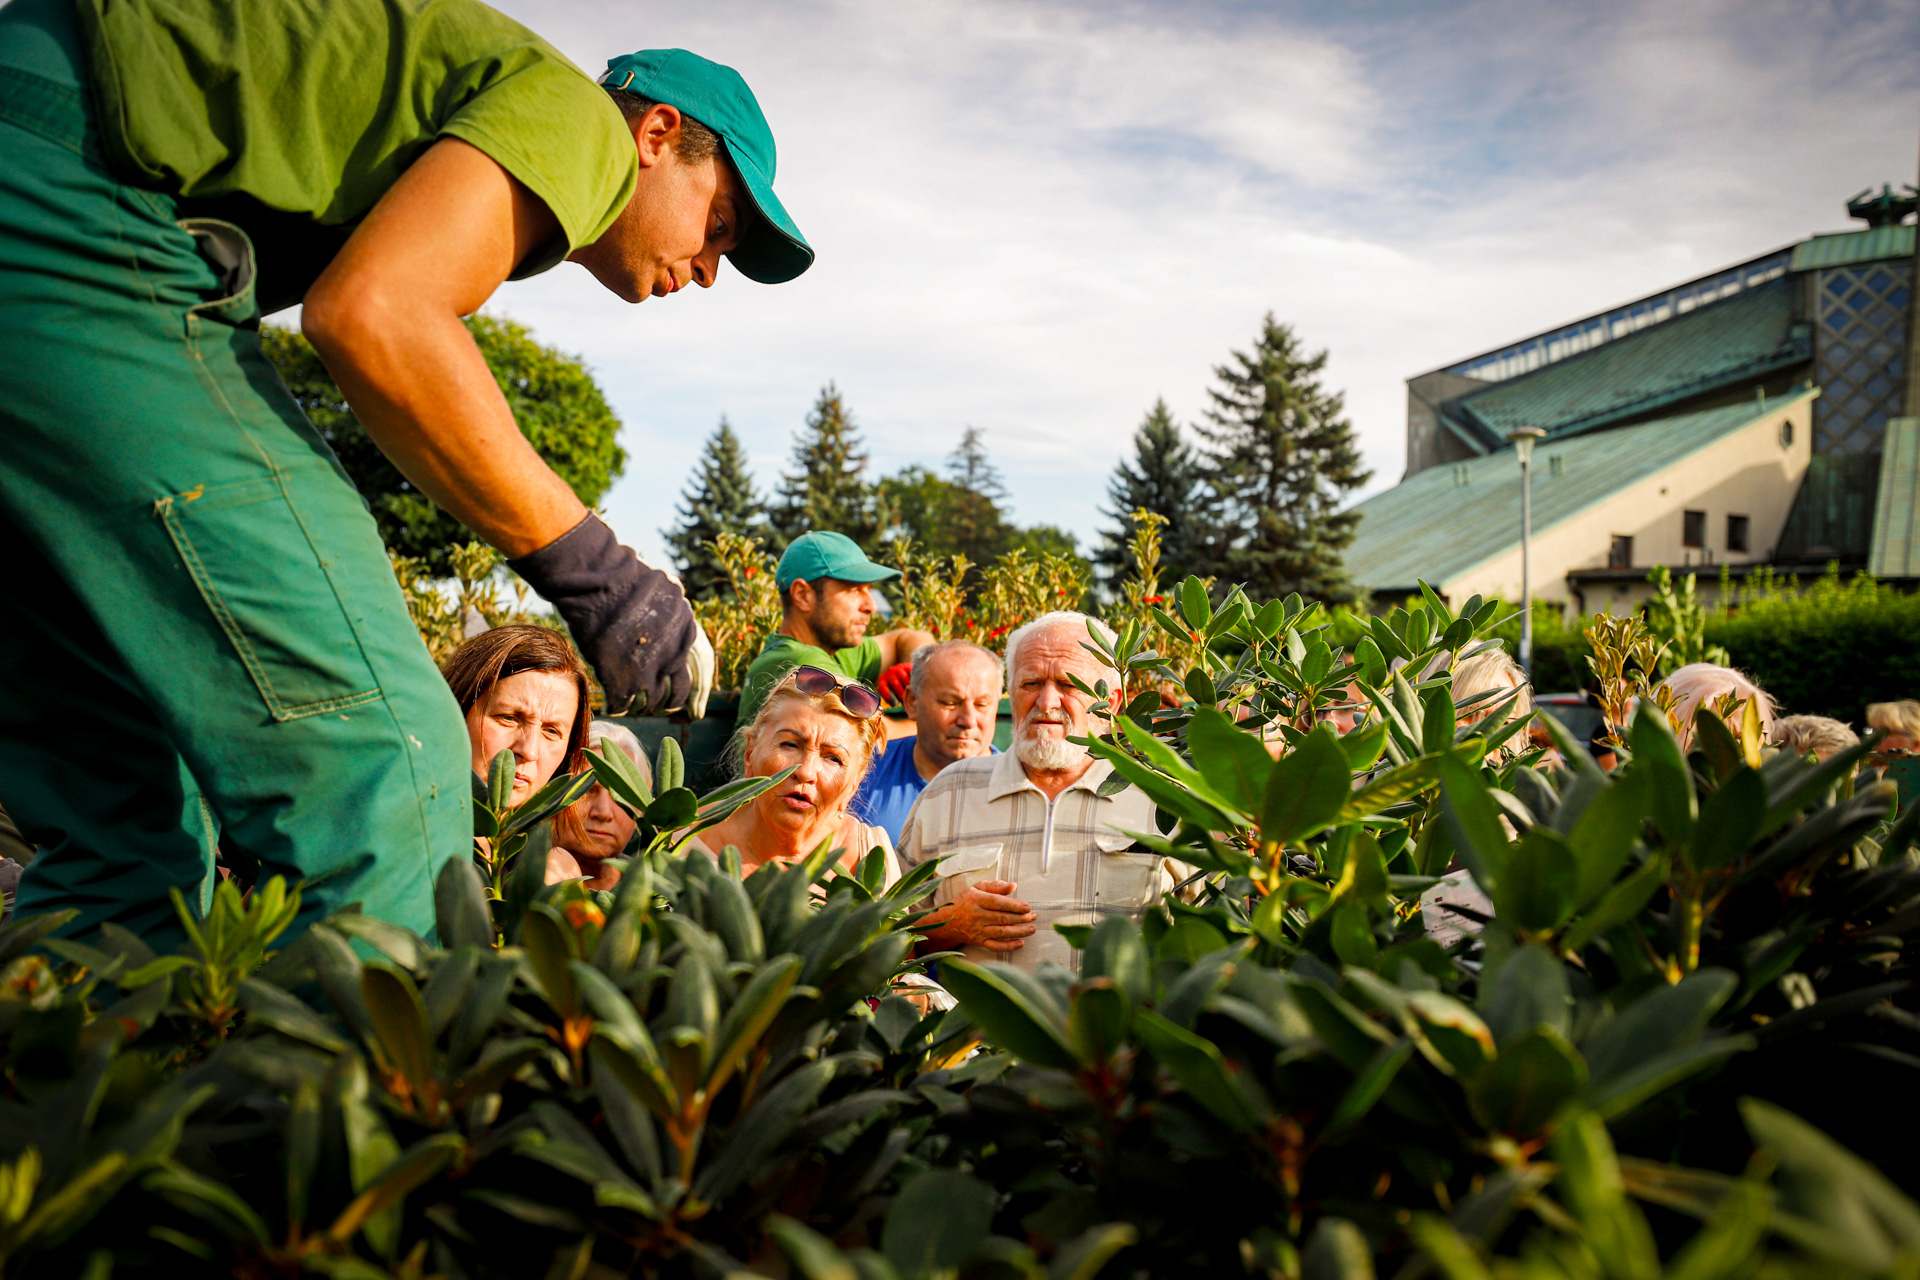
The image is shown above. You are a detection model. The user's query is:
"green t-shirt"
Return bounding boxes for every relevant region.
[738,633,883,730]
[73,0,637,312]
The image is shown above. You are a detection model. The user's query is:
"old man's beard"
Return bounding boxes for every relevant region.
[1015,709,1086,771]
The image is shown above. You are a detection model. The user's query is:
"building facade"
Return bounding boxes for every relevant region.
[1349,186,1919,611]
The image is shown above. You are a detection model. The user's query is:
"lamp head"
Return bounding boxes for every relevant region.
[1507,426,1547,466]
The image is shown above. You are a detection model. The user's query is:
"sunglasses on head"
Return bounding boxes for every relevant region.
[791,665,882,719]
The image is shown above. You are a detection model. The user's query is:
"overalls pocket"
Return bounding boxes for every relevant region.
[177,217,258,330]
[155,474,384,722]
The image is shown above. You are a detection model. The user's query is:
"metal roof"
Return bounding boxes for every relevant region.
[1791,225,1917,272]
[1345,389,1817,594]
[1438,277,1808,445]
[1870,417,1920,577]
[1427,247,1794,384]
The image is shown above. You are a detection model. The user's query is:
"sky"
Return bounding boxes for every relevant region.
[481,0,1920,570]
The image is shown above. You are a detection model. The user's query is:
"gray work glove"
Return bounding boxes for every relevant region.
[507,513,706,717]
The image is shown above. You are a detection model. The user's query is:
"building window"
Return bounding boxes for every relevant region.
[1609,535,1634,569]
[1683,510,1707,549]
[1780,418,1794,449]
[1727,513,1750,553]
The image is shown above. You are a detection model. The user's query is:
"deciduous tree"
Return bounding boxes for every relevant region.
[261,316,625,575]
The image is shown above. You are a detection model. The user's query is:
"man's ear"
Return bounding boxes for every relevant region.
[631,102,685,170]
[787,578,816,614]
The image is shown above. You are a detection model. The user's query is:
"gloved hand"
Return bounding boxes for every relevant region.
[508,514,702,716]
[877,662,913,708]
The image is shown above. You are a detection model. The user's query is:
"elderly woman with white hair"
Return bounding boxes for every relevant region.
[547,720,653,891]
[1658,662,1775,750]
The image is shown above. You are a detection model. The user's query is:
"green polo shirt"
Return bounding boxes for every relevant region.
[73,0,637,312]
[738,632,883,731]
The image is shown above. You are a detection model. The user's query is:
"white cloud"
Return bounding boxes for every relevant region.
[483,0,1918,568]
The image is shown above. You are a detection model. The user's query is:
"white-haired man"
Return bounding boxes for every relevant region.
[898,611,1186,971]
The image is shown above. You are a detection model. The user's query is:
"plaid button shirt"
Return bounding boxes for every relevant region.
[897,750,1182,972]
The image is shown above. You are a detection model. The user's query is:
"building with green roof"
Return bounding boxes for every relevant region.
[1350,185,1918,610]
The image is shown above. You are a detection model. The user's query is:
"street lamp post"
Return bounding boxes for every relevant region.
[1507,427,1548,676]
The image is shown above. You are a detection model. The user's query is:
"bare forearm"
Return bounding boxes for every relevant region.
[304,301,584,557]
[881,629,937,667]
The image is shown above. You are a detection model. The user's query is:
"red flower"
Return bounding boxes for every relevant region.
[1144,595,1165,604]
[744,567,757,577]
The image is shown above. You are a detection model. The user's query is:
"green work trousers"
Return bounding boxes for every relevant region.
[0,0,469,947]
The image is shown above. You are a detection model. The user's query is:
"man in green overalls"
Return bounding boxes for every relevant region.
[0,0,813,945]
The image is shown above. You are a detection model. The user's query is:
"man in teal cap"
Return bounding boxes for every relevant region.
[0,0,812,944]
[738,533,936,735]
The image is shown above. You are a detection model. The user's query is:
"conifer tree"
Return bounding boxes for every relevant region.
[1094,398,1212,593]
[770,383,880,551]
[1195,315,1371,604]
[664,418,765,600]
[944,427,1012,566]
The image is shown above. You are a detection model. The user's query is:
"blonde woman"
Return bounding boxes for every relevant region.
[1658,663,1775,750]
[1866,701,1920,757]
[691,666,898,882]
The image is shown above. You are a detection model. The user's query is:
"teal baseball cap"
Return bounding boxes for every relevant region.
[599,49,813,284]
[776,533,901,590]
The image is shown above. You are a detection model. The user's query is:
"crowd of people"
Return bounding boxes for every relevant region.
[10,519,1920,964]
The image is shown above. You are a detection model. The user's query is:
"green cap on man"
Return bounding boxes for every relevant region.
[776,532,901,591]
[599,48,813,284]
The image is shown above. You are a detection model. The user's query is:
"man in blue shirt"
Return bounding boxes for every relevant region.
[854,640,1002,842]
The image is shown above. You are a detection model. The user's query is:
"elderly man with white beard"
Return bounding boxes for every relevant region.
[897,611,1190,972]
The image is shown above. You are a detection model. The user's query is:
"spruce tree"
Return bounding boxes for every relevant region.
[664,418,765,599]
[770,383,880,551]
[1094,398,1212,593]
[1195,316,1371,604]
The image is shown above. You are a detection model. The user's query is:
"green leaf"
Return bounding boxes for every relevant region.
[1116,714,1245,817]
[360,964,435,1095]
[1179,576,1211,631]
[1494,828,1579,934]
[1741,1097,1920,1267]
[1631,702,1695,845]
[1437,750,1510,892]
[488,749,514,813]
[645,787,700,830]
[1561,855,1669,953]
[1261,723,1352,846]
[586,742,653,815]
[1081,915,1153,1008]
[1134,1010,1272,1131]
[1067,980,1133,1063]
[1302,1216,1375,1280]
[1566,769,1648,909]
[1340,718,1388,773]
[1687,766,1766,872]
[940,960,1077,1069]
[1338,754,1440,823]
[1421,683,1457,757]
[1478,944,1570,1047]
[500,769,595,840]
[1325,1039,1415,1134]
[708,953,803,1094]
[327,1133,465,1245]
[1328,901,1378,967]
[766,1215,864,1280]
[1353,636,1387,689]
[655,734,685,793]
[1579,969,1734,1087]
[1466,1027,1587,1136]
[1050,1223,1139,1280]
[518,905,581,1018]
[883,1171,998,1278]
[1186,707,1275,815]
[1088,739,1235,830]
[433,857,494,950]
[1551,1111,1659,1280]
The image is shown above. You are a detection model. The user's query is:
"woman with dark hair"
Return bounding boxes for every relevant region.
[441,625,592,850]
